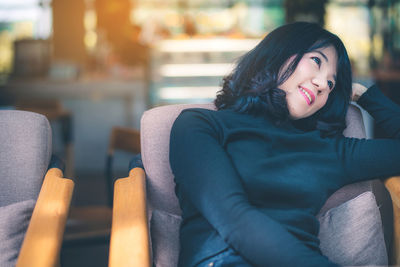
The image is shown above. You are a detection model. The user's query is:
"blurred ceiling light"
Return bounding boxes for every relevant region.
[160,63,234,77]
[158,86,219,100]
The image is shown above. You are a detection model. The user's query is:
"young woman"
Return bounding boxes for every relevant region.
[169,22,400,267]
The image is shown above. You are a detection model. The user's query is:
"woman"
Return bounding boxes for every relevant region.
[169,22,400,267]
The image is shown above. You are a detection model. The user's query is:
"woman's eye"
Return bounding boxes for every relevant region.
[311,57,321,66]
[328,80,334,90]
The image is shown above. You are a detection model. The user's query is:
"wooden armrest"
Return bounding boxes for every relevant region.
[384,176,400,265]
[109,167,150,267]
[385,176,400,208]
[16,168,74,267]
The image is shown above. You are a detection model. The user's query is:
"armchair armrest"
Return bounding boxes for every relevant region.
[16,168,74,267]
[384,176,400,265]
[109,167,151,267]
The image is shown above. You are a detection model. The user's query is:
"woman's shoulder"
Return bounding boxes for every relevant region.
[178,107,240,120]
[180,107,216,115]
[176,107,274,136]
[171,108,226,140]
[173,107,217,126]
[180,107,261,124]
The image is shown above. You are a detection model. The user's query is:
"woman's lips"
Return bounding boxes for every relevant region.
[299,86,315,105]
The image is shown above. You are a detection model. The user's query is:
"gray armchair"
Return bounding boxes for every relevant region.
[109,103,400,267]
[0,110,74,267]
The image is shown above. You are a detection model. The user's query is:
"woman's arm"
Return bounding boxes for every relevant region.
[351,83,368,102]
[356,84,400,139]
[342,84,400,182]
[170,110,338,267]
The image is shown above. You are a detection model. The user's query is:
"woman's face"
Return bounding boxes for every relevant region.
[279,45,338,120]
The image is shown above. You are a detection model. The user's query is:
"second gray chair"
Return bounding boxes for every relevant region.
[0,110,74,267]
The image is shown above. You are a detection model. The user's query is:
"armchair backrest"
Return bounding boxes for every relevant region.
[0,110,56,267]
[140,103,384,267]
[141,103,215,216]
[0,110,52,206]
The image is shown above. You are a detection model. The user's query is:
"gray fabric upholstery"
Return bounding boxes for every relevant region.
[0,199,36,267]
[0,110,52,207]
[141,103,215,216]
[319,104,371,215]
[343,104,367,139]
[140,103,388,267]
[150,209,181,267]
[318,191,387,266]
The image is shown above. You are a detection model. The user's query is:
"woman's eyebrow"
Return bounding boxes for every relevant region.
[315,50,336,82]
[316,51,328,62]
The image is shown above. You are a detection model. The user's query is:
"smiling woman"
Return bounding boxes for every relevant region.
[215,22,352,136]
[169,22,400,267]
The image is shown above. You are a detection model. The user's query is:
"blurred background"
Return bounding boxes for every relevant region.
[0,0,399,266]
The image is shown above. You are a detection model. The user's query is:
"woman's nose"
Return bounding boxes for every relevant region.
[312,76,329,90]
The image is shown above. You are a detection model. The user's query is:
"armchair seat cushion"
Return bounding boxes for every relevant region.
[0,199,36,267]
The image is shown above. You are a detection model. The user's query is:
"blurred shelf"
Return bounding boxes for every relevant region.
[154,38,260,53]
[149,38,259,106]
[1,75,146,100]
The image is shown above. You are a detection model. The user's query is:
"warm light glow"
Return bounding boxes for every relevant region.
[160,63,234,77]
[83,6,97,51]
[84,30,97,50]
[84,9,97,31]
[158,86,219,100]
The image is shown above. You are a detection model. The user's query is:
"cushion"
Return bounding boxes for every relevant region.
[343,104,366,139]
[0,199,36,267]
[318,191,387,266]
[150,209,181,267]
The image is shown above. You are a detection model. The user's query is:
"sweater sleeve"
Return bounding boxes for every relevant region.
[357,84,400,138]
[169,109,338,267]
[342,85,400,183]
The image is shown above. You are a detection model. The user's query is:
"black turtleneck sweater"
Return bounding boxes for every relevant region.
[169,85,400,267]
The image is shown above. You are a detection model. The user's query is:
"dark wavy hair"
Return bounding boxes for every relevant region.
[215,22,352,136]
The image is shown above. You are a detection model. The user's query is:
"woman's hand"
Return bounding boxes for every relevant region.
[352,83,368,102]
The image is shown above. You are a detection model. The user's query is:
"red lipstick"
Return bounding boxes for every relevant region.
[299,86,315,105]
